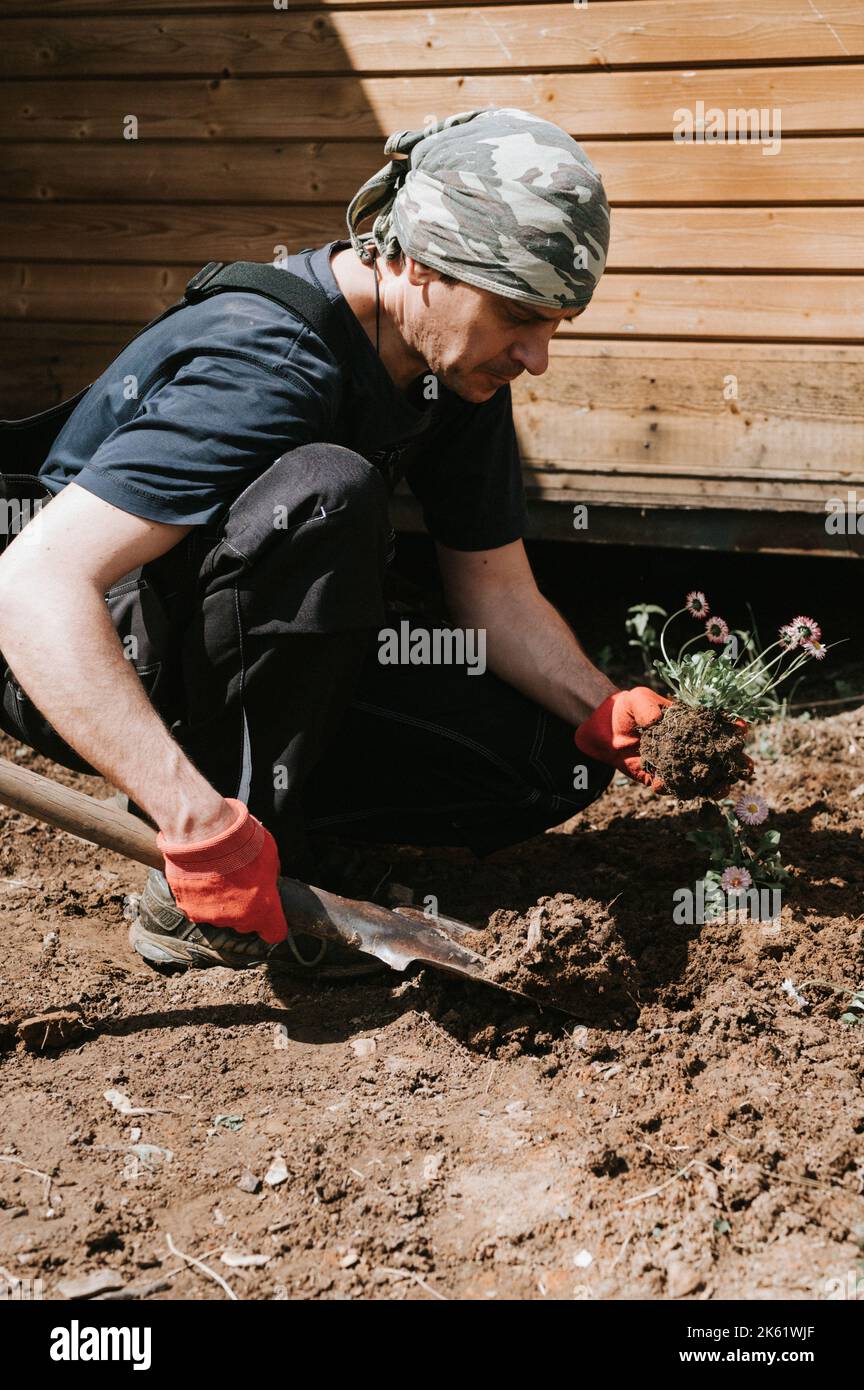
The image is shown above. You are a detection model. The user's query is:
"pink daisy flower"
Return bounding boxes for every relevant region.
[735,794,768,826]
[778,624,799,648]
[802,637,827,660]
[705,616,730,645]
[787,615,822,645]
[686,591,709,619]
[721,865,753,893]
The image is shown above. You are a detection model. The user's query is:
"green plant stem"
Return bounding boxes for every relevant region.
[658,606,688,669]
[678,632,708,659]
[737,646,819,696]
[739,635,797,670]
[734,640,793,680]
[800,978,860,998]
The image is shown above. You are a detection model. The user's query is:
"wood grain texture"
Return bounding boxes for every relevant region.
[3,3,864,79]
[2,204,862,271]
[5,137,863,205]
[510,340,864,504]
[0,755,163,869]
[3,0,861,535]
[1,68,861,140]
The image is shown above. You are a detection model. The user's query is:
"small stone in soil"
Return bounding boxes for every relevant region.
[265,1154,289,1187]
[56,1270,126,1300]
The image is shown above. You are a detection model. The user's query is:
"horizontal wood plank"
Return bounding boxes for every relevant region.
[2,204,862,272]
[5,137,864,205]
[580,273,864,339]
[1,68,861,141]
[0,323,128,411]
[524,473,839,505]
[511,341,864,492]
[609,207,864,269]
[2,262,863,341]
[390,492,863,555]
[514,485,848,512]
[4,3,864,79]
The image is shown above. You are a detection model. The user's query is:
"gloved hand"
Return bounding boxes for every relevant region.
[157,798,289,944]
[574,686,675,792]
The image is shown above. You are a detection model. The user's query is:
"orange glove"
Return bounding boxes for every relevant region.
[157,798,289,944]
[574,687,675,792]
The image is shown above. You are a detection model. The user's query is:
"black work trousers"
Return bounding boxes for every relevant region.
[0,444,612,867]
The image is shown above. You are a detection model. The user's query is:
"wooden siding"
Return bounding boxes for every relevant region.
[1,0,863,553]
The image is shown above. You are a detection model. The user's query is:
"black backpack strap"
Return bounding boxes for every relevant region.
[184,260,349,366]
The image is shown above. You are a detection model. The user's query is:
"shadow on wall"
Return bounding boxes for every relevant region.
[1,6,390,411]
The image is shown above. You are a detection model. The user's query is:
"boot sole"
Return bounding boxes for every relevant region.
[128,914,391,981]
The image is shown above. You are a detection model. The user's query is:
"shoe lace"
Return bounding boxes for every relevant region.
[279,933,328,967]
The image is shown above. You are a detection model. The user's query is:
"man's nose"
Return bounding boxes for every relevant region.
[509,327,556,376]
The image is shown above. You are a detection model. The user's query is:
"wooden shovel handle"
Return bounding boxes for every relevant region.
[0,754,163,869]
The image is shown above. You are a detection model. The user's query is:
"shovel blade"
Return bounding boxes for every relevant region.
[277,876,490,976]
[276,878,573,1014]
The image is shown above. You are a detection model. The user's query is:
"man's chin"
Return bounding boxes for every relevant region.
[444,370,506,404]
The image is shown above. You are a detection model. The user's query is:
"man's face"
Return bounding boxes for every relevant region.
[399,256,586,403]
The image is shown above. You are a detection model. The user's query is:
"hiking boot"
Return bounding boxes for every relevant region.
[127,867,391,980]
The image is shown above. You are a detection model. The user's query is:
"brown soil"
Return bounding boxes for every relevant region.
[639,703,752,800]
[481,898,640,1021]
[1,709,863,1302]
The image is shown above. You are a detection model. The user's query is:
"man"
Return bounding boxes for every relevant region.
[0,107,671,980]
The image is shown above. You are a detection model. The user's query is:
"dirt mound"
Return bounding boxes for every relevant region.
[480,895,640,1021]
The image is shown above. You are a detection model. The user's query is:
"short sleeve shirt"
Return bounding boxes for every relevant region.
[37,240,527,550]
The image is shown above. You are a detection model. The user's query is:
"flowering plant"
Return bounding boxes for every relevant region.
[687,790,789,915]
[652,593,838,721]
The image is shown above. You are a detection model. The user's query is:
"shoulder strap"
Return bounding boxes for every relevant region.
[183,260,349,365]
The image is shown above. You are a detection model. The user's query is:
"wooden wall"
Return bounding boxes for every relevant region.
[2,1,863,554]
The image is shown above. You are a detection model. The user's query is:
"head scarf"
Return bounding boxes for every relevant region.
[346,107,610,310]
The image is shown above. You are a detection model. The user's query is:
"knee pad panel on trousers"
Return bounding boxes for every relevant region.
[228,442,389,556]
[200,442,392,635]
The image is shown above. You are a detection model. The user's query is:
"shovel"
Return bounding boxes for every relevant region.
[0,754,562,1012]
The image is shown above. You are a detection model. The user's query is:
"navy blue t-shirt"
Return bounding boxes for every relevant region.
[38,241,527,551]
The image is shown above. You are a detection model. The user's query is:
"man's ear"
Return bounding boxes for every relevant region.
[403,255,440,287]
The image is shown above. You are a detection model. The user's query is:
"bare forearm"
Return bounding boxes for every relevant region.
[0,573,230,841]
[463,589,616,726]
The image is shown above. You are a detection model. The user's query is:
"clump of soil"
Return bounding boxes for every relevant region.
[479,892,640,1022]
[639,702,750,799]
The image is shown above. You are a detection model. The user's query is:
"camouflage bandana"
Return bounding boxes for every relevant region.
[346,107,610,310]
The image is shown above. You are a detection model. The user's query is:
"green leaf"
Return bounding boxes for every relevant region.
[686,830,723,850]
[755,831,781,852]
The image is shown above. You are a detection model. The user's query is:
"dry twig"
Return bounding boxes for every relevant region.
[166,1232,238,1301]
[0,1154,54,1208]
